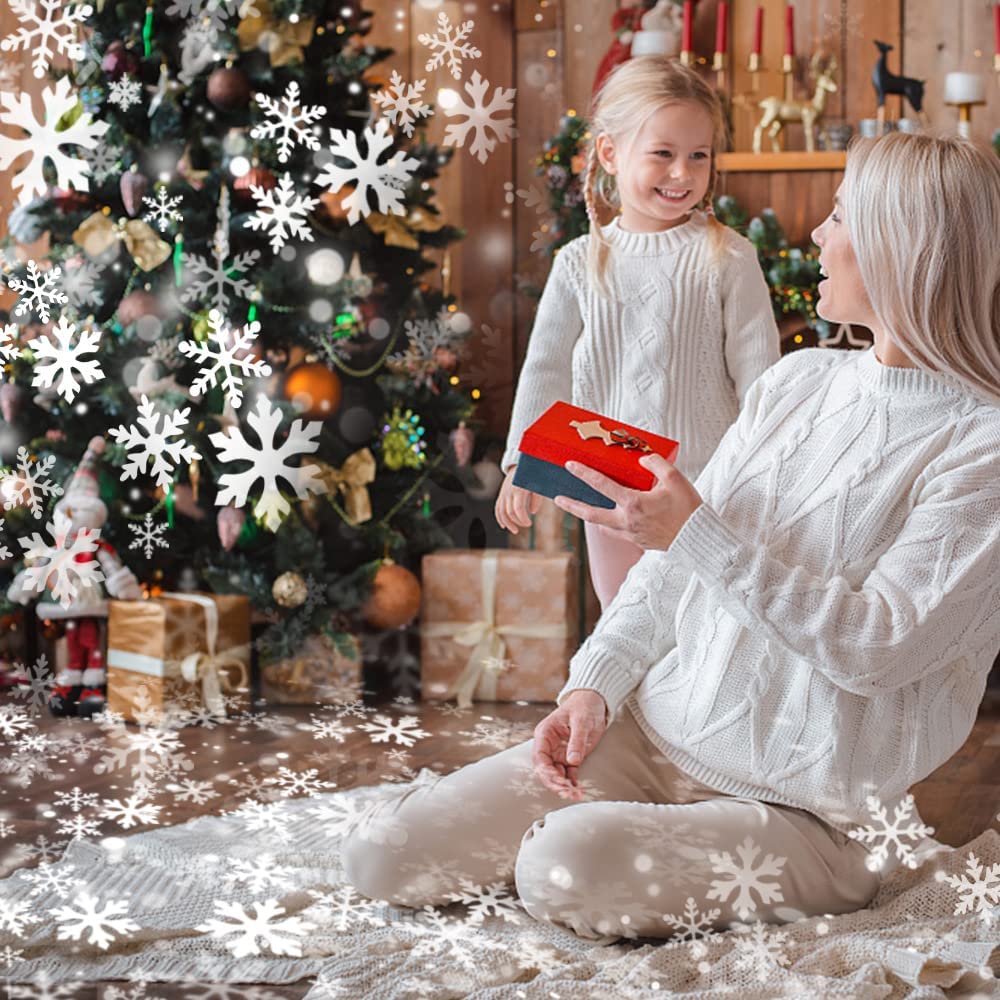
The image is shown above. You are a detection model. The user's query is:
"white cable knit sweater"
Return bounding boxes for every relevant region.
[556,346,1000,846]
[501,211,781,478]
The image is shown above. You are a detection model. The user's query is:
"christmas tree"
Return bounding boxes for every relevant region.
[0,1,484,674]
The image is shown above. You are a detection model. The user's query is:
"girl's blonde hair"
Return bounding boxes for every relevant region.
[583,55,731,300]
[842,132,1000,405]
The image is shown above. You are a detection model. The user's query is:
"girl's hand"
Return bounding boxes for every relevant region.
[532,689,608,800]
[553,454,703,551]
[495,466,543,535]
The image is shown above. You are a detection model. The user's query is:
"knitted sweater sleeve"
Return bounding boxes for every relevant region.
[501,248,584,473]
[668,430,1000,696]
[721,237,782,405]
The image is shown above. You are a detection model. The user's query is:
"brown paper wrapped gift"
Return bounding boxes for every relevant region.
[420,549,578,706]
[107,592,251,722]
[261,631,363,705]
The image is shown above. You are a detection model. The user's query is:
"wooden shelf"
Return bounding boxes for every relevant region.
[717,151,848,173]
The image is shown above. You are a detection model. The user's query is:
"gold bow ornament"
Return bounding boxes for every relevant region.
[421,551,570,708]
[366,208,444,250]
[315,448,376,525]
[73,212,172,271]
[237,0,315,66]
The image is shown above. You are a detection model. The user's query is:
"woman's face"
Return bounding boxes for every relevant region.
[811,187,877,328]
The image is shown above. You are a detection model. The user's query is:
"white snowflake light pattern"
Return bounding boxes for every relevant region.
[942,851,1000,924]
[177,308,272,409]
[661,896,722,956]
[848,793,936,872]
[51,892,140,951]
[62,258,106,310]
[128,512,169,559]
[417,11,481,80]
[358,713,430,748]
[442,70,517,164]
[0,448,63,517]
[0,75,109,204]
[99,794,163,829]
[181,245,260,316]
[243,172,318,253]
[250,81,326,163]
[28,316,104,402]
[1,322,23,368]
[84,142,123,182]
[109,395,202,489]
[15,510,105,607]
[208,395,326,531]
[0,0,93,79]
[705,835,786,920]
[731,921,793,982]
[165,0,245,39]
[141,188,184,231]
[315,119,419,225]
[107,74,143,111]
[5,260,67,323]
[195,898,314,958]
[372,70,433,137]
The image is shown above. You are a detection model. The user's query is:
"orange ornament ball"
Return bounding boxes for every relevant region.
[362,562,422,630]
[283,361,342,418]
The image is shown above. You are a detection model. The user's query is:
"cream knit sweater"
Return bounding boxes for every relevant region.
[501,211,781,479]
[557,346,1000,848]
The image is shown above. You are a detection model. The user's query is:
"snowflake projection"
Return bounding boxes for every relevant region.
[848,794,936,872]
[731,920,793,983]
[308,713,354,742]
[941,852,1000,924]
[93,721,193,789]
[5,260,67,323]
[0,75,109,204]
[99,794,163,830]
[0,896,41,936]
[165,0,246,39]
[181,245,260,316]
[27,315,104,402]
[315,119,419,225]
[56,812,101,842]
[62,257,106,310]
[445,879,524,925]
[141,188,184,232]
[21,861,85,900]
[9,654,55,716]
[661,897,722,957]
[387,314,467,386]
[407,903,506,974]
[250,81,326,163]
[165,777,219,804]
[243,171,318,253]
[372,70,433,137]
[0,0,92,79]
[54,785,99,812]
[705,835,786,920]
[264,766,336,798]
[442,70,517,165]
[221,855,296,896]
[195,898,314,958]
[0,447,63,517]
[0,704,34,741]
[0,534,10,560]
[50,892,141,950]
[177,309,272,409]
[305,886,386,933]
[358,713,431,748]
[127,512,169,559]
[417,11,481,80]
[14,510,104,607]
[84,141,123,182]
[107,74,143,111]
[109,395,202,489]
[208,394,326,531]
[1,322,22,368]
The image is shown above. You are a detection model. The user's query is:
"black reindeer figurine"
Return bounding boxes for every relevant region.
[872,40,925,123]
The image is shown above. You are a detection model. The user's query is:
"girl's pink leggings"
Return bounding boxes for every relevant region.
[584,521,645,611]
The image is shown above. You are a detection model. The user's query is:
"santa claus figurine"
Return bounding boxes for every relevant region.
[7,437,144,718]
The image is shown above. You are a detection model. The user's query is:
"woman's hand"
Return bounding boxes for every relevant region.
[553,454,703,552]
[532,689,608,800]
[495,466,543,535]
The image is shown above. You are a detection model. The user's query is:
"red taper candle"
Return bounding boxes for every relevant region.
[682,0,694,53]
[715,1,729,55]
[994,2,1000,56]
[785,4,795,57]
[752,5,764,55]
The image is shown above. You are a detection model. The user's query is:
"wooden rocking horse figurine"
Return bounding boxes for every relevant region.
[753,53,838,154]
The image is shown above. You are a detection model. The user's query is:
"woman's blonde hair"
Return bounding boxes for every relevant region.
[583,55,731,300]
[842,131,1000,405]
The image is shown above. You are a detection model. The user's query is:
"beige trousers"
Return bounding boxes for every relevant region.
[342,703,881,941]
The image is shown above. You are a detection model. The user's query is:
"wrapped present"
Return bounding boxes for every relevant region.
[261,631,363,705]
[107,592,251,722]
[513,400,680,508]
[420,549,577,707]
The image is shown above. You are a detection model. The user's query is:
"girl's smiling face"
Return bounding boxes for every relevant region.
[597,101,714,233]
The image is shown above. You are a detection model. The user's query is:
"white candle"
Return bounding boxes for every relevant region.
[943,72,985,104]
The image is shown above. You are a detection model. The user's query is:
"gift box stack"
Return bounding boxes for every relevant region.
[261,630,363,705]
[106,592,251,723]
[420,548,578,706]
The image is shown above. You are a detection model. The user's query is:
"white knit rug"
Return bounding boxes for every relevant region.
[2,771,998,999]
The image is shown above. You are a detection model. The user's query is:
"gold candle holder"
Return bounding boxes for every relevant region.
[945,99,985,140]
[713,50,726,88]
[748,51,760,92]
[782,52,794,103]
[680,49,693,66]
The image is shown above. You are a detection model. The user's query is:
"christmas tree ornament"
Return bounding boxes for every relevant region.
[362,560,422,630]
[434,345,459,373]
[120,165,150,217]
[313,448,376,525]
[233,164,277,204]
[51,188,93,214]
[237,0,316,67]
[117,287,162,327]
[379,406,427,470]
[318,184,355,223]
[102,40,139,81]
[189,458,200,503]
[272,570,308,608]
[449,421,475,467]
[366,208,443,249]
[7,197,48,243]
[0,382,25,423]
[207,65,252,112]
[73,213,172,271]
[176,141,211,190]
[217,504,245,551]
[466,458,504,501]
[283,361,342,419]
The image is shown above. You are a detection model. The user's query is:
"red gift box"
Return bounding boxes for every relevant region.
[513,401,680,508]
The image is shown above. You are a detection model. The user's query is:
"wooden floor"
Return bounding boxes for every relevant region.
[2,689,1000,999]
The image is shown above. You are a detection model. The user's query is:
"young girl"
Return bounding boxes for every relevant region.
[495,55,781,610]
